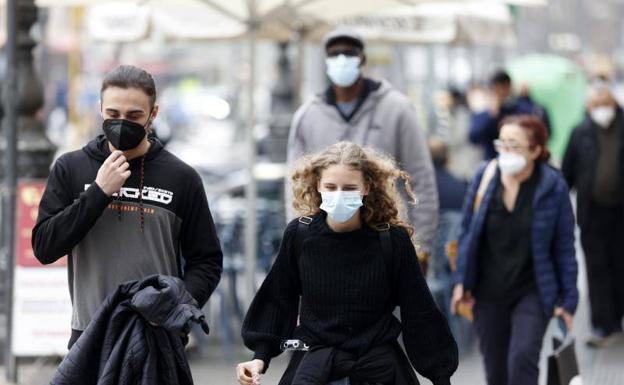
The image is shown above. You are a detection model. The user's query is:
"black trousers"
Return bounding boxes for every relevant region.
[68,329,82,349]
[474,291,549,385]
[580,203,624,335]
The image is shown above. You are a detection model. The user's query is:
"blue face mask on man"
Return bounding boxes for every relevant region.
[320,190,363,223]
[326,54,361,88]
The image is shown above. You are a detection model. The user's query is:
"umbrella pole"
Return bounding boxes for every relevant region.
[68,6,84,149]
[294,27,306,106]
[3,0,18,382]
[244,10,258,306]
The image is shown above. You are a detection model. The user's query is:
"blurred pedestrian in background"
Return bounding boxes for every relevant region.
[287,27,438,267]
[427,138,473,353]
[432,87,483,180]
[562,82,624,348]
[238,142,457,385]
[429,138,467,214]
[452,116,578,385]
[31,65,223,349]
[469,70,551,159]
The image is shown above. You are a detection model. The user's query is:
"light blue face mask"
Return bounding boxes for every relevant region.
[320,190,363,223]
[326,55,361,87]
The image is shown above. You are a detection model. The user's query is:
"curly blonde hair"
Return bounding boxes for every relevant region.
[291,141,418,240]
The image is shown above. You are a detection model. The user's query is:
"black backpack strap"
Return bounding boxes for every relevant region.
[292,216,313,317]
[376,223,392,259]
[294,216,313,259]
[376,223,394,286]
[377,223,402,300]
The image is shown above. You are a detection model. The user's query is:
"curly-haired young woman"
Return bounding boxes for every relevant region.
[236,141,458,385]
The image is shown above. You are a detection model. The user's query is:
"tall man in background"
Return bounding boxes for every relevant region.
[286,28,438,261]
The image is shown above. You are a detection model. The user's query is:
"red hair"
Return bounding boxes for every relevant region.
[500,115,551,162]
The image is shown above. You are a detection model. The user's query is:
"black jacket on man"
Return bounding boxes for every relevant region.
[562,108,624,227]
[50,275,208,385]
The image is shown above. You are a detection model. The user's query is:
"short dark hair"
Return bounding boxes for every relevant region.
[101,65,156,108]
[489,70,511,86]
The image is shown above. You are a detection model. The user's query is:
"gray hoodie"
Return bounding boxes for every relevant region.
[286,79,438,254]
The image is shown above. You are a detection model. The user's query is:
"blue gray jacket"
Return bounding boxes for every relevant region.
[454,162,578,316]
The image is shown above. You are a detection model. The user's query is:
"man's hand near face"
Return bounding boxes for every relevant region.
[95,150,131,196]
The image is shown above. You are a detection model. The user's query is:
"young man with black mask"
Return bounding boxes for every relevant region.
[286,28,438,264]
[32,65,223,348]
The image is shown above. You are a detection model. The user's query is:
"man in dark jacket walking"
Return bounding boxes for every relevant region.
[469,70,551,159]
[32,65,223,348]
[562,84,624,347]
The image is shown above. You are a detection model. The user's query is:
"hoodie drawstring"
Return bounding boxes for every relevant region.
[139,155,145,232]
[114,154,146,233]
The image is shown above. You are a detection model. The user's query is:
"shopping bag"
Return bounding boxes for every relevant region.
[546,318,582,385]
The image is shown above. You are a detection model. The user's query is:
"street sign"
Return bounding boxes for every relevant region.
[12,181,71,356]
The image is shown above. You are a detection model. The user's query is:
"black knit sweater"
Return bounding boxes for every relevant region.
[241,215,458,385]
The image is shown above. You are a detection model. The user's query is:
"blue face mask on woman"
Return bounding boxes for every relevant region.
[320,190,363,223]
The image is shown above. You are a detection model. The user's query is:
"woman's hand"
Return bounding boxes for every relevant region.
[236,359,265,385]
[450,284,465,315]
[450,284,475,321]
[554,307,574,332]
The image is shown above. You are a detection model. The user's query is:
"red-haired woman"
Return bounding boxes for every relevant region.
[451,115,578,385]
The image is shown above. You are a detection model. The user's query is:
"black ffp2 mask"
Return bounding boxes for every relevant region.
[103,118,149,151]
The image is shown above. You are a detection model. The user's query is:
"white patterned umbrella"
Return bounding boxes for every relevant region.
[325,2,516,46]
[35,0,546,42]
